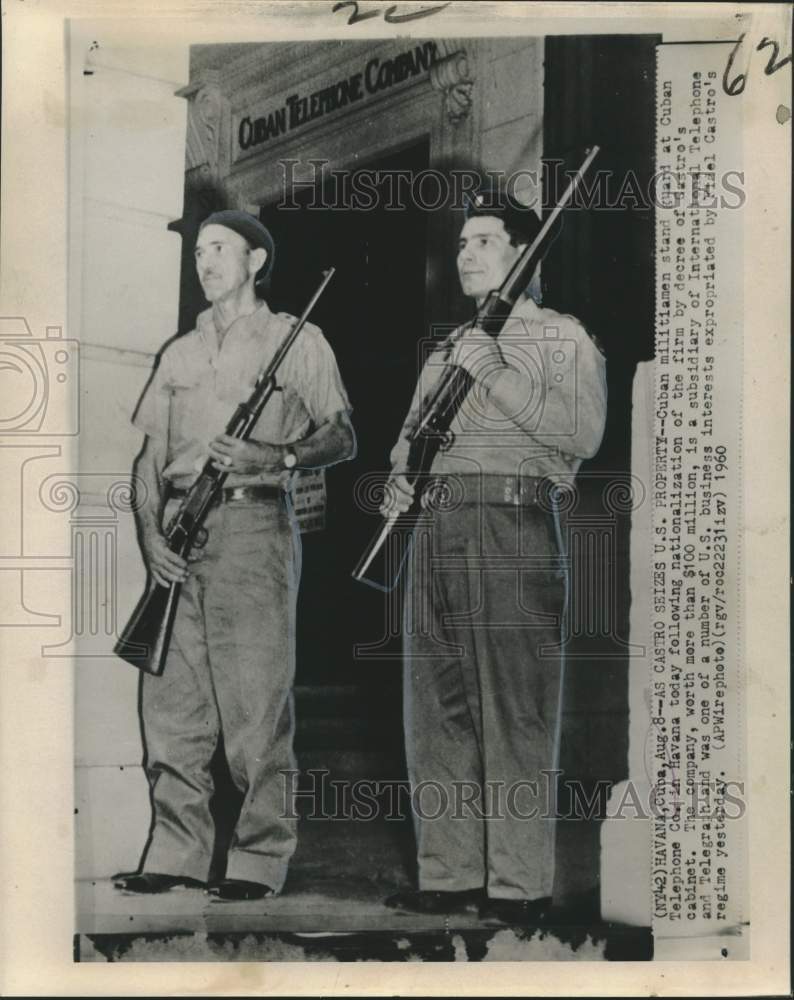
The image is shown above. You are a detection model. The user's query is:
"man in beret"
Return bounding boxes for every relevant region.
[381,188,607,922]
[115,210,355,900]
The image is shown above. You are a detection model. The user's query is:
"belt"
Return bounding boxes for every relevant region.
[421,474,556,508]
[168,484,283,504]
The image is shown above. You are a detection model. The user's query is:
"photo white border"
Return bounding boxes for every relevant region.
[0,1,789,994]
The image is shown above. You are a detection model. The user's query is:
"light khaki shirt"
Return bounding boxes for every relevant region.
[390,295,608,485]
[134,302,351,489]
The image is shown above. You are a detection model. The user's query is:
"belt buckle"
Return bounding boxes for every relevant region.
[225,486,247,504]
[503,476,520,505]
[502,477,539,506]
[523,478,541,507]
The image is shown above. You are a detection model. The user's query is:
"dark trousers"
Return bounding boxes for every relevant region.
[403,479,567,900]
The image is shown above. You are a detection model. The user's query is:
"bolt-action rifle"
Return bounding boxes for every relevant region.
[352,147,600,592]
[115,268,335,675]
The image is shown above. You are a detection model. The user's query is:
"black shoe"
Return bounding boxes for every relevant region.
[207,878,275,901]
[479,895,553,925]
[384,888,484,914]
[112,871,204,894]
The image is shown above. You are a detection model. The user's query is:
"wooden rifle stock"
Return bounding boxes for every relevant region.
[352,147,600,592]
[115,268,336,674]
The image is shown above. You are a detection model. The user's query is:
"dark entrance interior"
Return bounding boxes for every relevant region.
[261,137,430,696]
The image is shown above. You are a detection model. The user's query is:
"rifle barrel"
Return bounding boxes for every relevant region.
[116,268,337,671]
[352,147,600,592]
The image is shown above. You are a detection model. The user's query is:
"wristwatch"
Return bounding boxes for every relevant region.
[283,444,298,470]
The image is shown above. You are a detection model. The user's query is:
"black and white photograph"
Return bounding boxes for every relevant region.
[0,0,789,994]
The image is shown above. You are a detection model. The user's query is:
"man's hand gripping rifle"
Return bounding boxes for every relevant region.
[352,147,600,592]
[115,268,336,675]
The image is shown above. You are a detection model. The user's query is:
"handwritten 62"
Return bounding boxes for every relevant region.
[723,32,792,96]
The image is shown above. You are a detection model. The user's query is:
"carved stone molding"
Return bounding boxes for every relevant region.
[177,71,228,179]
[429,38,474,124]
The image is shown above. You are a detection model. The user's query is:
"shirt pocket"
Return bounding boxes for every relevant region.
[167,373,217,454]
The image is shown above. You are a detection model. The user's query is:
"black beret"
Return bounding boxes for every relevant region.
[199,210,275,279]
[463,186,543,246]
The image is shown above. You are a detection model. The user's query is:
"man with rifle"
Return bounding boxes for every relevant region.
[114,210,355,900]
[381,187,607,922]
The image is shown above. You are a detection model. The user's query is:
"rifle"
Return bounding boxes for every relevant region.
[352,147,600,592]
[115,268,336,674]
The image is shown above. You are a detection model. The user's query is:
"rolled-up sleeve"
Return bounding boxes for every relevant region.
[298,327,352,426]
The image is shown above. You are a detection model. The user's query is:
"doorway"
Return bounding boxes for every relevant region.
[256,139,432,888]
